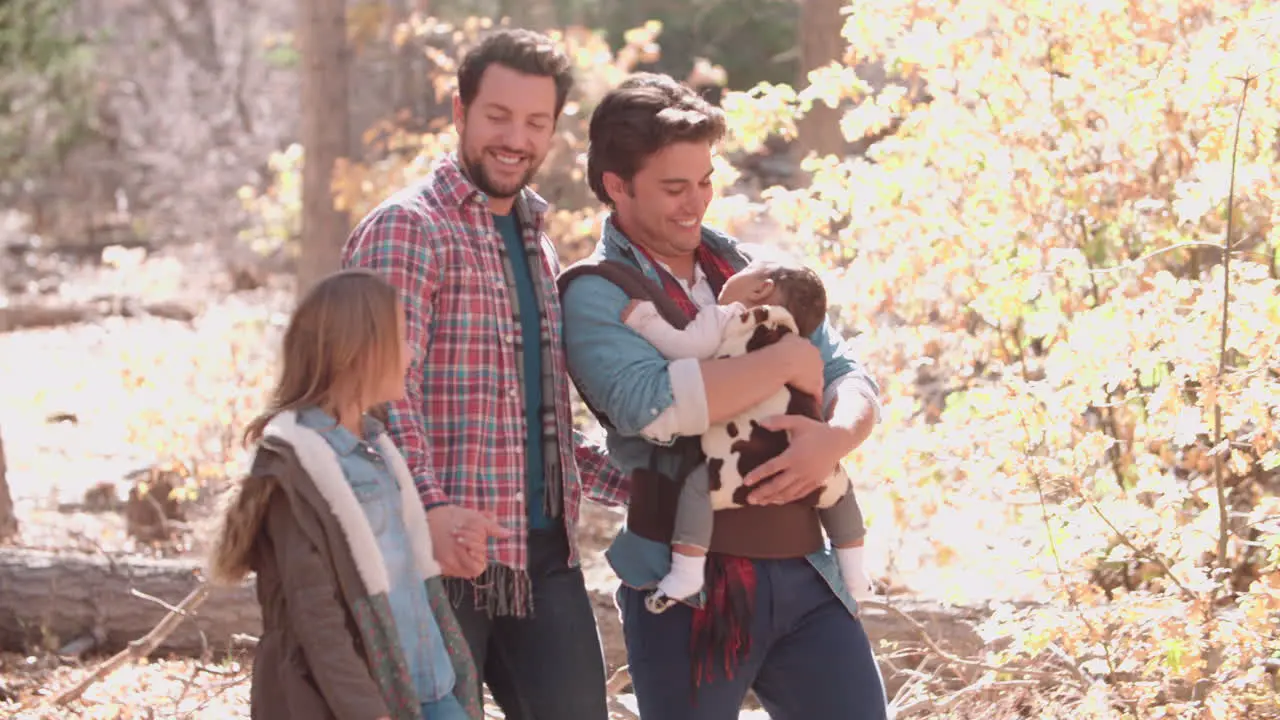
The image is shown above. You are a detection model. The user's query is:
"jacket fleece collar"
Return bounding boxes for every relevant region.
[263,409,441,595]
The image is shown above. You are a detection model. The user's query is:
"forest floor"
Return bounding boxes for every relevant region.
[0,239,1062,719]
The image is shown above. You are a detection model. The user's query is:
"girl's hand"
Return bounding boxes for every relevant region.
[426,504,512,578]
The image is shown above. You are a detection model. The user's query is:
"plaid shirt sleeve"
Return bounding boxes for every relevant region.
[572,428,630,507]
[342,205,451,509]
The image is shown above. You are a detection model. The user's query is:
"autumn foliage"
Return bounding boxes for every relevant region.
[235,2,1280,717]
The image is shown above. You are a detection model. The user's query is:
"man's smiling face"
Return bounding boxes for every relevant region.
[454,63,558,200]
[607,140,716,260]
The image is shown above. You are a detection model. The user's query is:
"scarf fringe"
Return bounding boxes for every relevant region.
[543,453,563,522]
[689,554,756,701]
[448,564,535,618]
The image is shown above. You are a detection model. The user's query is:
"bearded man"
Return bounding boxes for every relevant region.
[342,28,625,720]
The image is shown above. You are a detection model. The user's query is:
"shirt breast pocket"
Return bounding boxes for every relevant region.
[442,259,504,330]
[347,475,390,536]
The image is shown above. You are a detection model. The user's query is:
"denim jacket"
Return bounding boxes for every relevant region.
[297,407,457,702]
[560,218,880,616]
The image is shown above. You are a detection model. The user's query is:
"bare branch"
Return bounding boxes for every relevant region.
[48,583,211,707]
[131,587,192,616]
[1214,72,1255,572]
[141,0,222,74]
[859,599,1077,686]
[894,679,1041,717]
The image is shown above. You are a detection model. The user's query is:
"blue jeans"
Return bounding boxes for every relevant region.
[421,693,469,720]
[446,525,608,720]
[617,557,888,720]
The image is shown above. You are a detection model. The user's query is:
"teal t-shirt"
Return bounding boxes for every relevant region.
[492,211,552,529]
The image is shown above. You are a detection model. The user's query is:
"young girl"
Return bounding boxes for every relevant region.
[208,268,480,720]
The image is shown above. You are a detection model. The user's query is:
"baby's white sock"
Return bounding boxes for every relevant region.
[656,553,707,601]
[836,545,875,600]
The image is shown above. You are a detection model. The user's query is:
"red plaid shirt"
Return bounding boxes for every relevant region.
[341,154,628,572]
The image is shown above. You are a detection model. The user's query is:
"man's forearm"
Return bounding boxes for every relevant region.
[700,343,794,424]
[826,377,879,454]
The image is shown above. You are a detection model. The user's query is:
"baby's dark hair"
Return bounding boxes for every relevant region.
[764,263,828,337]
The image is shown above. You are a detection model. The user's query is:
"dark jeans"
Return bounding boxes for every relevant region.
[617,557,888,720]
[445,525,608,720]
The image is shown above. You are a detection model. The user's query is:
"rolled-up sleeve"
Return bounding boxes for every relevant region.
[562,274,709,442]
[813,318,882,422]
[635,358,708,442]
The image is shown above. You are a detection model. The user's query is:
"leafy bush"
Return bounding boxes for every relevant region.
[239,3,1280,715]
[0,0,93,189]
[750,2,1279,715]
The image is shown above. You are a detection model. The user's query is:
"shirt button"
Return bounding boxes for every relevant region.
[514,491,525,501]
[508,388,518,398]
[650,408,659,416]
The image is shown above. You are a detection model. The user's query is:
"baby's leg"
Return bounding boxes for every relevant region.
[648,465,712,613]
[819,483,865,548]
[650,461,711,607]
[818,486,875,600]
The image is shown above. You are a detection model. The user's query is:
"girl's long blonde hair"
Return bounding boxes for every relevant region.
[242,268,402,447]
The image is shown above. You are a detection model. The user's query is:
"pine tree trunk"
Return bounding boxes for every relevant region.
[795,0,848,163]
[0,428,17,542]
[296,0,353,298]
[500,0,558,31]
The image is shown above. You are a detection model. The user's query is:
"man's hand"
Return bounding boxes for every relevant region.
[425,504,514,578]
[741,414,853,505]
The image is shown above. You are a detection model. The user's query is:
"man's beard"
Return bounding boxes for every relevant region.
[460,145,539,199]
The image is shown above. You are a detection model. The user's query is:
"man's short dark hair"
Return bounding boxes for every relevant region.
[766,263,828,338]
[457,28,574,117]
[587,72,727,206]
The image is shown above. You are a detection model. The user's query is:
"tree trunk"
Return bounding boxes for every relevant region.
[296,0,353,299]
[0,429,16,542]
[0,549,260,656]
[503,0,558,32]
[795,0,848,163]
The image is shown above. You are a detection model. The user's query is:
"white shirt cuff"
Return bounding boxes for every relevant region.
[639,358,709,442]
[824,373,882,424]
[623,300,660,330]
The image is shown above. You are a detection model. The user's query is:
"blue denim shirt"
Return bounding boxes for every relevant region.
[298,407,456,702]
[560,218,879,616]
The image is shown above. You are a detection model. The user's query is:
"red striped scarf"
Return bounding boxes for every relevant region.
[631,239,758,695]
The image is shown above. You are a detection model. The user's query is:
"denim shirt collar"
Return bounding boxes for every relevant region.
[295,406,387,457]
[598,213,751,286]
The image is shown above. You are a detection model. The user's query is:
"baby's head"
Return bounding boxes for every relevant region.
[718,257,828,337]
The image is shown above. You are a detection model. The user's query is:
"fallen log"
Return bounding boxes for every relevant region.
[0,545,1012,689]
[0,297,197,333]
[50,584,211,706]
[860,596,992,656]
[0,548,259,656]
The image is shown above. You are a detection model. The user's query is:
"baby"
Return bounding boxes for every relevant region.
[622,257,875,609]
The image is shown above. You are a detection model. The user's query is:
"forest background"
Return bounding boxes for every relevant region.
[0,0,1278,718]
